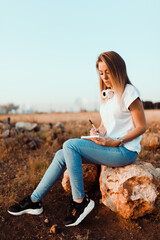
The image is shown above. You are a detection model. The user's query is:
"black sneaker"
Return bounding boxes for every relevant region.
[8,195,43,216]
[63,197,95,227]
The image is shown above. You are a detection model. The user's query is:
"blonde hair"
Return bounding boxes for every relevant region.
[96,51,132,94]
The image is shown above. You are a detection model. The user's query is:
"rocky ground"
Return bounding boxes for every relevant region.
[0,116,160,240]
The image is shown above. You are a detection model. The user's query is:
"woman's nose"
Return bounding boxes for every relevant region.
[103,72,108,79]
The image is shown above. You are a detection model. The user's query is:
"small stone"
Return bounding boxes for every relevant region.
[50,224,57,234]
[44,218,49,224]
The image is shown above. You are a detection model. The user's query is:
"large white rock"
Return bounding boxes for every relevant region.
[99,161,160,219]
[15,122,37,131]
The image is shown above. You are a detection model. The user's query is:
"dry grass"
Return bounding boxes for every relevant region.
[0,112,160,240]
[0,110,160,125]
[0,120,92,208]
[0,111,101,124]
[0,112,160,208]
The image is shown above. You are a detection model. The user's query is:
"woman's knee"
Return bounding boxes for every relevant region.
[63,138,82,152]
[54,149,64,158]
[63,139,73,148]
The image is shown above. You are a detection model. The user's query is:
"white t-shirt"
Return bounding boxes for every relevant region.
[100,84,142,153]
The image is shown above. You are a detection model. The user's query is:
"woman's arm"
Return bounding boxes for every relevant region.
[91,98,146,147]
[121,97,146,143]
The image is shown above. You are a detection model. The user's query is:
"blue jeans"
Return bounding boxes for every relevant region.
[31,138,138,201]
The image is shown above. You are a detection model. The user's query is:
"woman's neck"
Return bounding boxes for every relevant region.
[113,85,125,103]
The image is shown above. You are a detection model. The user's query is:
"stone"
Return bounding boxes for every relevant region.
[28,137,42,150]
[15,122,38,131]
[141,133,160,149]
[99,161,160,219]
[2,129,10,138]
[10,127,18,137]
[62,164,99,194]
[44,218,49,224]
[40,124,51,132]
[3,117,10,124]
[55,122,65,132]
[50,224,57,234]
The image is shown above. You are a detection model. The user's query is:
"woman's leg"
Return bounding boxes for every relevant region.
[31,149,66,202]
[8,138,137,224]
[63,138,138,201]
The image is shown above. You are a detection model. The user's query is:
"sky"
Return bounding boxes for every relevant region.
[0,0,160,112]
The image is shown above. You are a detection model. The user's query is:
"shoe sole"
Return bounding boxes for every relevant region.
[65,199,95,227]
[8,207,43,216]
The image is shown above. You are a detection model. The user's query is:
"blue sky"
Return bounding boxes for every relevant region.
[0,0,160,112]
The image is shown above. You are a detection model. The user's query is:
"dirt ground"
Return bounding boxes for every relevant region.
[0,112,160,240]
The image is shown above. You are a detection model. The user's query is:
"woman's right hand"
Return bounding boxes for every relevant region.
[90,128,100,136]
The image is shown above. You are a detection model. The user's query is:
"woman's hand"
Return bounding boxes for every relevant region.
[89,121,107,137]
[90,136,120,147]
[89,128,100,136]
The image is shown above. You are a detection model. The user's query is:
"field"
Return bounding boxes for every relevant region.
[0,110,160,240]
[0,110,160,124]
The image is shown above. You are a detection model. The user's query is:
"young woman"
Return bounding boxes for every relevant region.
[8,51,146,227]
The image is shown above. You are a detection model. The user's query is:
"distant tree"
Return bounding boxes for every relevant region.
[0,103,19,114]
[142,101,154,109]
[154,102,160,109]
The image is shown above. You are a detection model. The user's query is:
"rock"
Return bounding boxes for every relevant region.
[45,130,58,142]
[2,129,10,138]
[52,132,57,140]
[44,218,49,224]
[28,140,37,149]
[62,164,99,193]
[50,224,57,234]
[99,161,160,219]
[0,122,11,131]
[141,133,160,149]
[40,124,51,132]
[15,122,38,131]
[3,117,10,124]
[55,122,65,132]
[28,137,42,150]
[10,127,18,137]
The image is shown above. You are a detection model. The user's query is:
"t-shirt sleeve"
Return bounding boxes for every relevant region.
[123,85,141,110]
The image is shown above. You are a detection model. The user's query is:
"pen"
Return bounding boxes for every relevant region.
[89,119,97,131]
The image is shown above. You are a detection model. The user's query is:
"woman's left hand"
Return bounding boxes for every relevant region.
[90,136,120,147]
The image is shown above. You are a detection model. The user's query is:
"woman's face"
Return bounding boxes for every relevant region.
[98,61,113,89]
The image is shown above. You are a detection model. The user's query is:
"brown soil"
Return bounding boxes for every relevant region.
[0,113,160,240]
